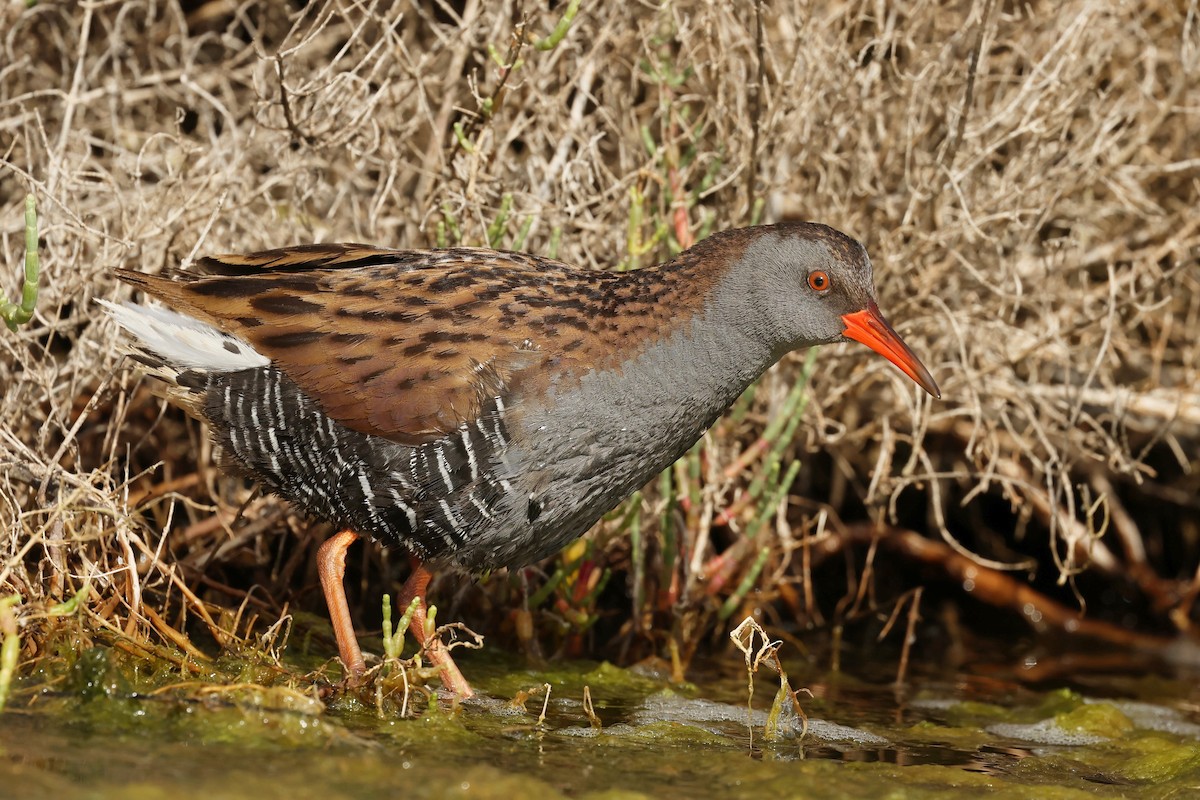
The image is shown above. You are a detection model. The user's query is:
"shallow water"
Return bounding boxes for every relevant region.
[4,644,1200,799]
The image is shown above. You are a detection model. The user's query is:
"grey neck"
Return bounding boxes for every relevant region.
[523,280,779,483]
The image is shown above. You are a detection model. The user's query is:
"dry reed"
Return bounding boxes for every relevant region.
[0,0,1196,684]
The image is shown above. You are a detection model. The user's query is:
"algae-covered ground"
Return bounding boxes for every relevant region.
[5,637,1200,799]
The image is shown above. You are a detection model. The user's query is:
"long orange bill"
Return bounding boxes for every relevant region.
[841,302,941,398]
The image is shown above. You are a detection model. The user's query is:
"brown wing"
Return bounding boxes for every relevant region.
[115,244,581,445]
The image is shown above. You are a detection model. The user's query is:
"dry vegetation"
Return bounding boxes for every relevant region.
[1,0,1198,692]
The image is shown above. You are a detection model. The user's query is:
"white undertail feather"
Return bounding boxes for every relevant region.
[100,300,269,378]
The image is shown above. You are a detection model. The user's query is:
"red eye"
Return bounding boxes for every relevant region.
[808,270,830,291]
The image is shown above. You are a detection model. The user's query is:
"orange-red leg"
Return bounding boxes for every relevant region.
[316,529,366,680]
[397,559,474,699]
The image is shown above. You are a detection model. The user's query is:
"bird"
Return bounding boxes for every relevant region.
[103,222,939,699]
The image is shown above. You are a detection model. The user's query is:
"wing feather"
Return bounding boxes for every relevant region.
[116,245,568,445]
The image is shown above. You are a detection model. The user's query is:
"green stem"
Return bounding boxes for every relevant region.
[511,216,535,251]
[2,195,39,332]
[534,0,581,51]
[382,594,398,659]
[452,122,475,154]
[719,547,771,620]
[487,194,513,248]
[744,459,801,540]
[440,203,462,245]
[527,568,566,608]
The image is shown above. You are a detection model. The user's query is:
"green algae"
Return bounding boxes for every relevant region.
[940,700,1011,723]
[1033,687,1089,718]
[1115,735,1200,783]
[4,642,1200,799]
[900,719,995,751]
[1054,702,1135,738]
[594,719,734,747]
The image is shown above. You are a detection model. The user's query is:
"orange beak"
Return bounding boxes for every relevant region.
[841,302,940,398]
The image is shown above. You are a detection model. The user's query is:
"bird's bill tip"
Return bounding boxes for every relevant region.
[841,303,941,399]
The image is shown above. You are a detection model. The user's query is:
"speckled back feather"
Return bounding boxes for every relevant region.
[115,241,736,445]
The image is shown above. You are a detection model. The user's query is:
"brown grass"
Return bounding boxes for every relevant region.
[1,0,1197,682]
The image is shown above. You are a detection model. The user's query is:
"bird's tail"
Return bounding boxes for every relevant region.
[99,299,268,390]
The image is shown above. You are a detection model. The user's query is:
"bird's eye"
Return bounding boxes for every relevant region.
[808,270,830,292]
